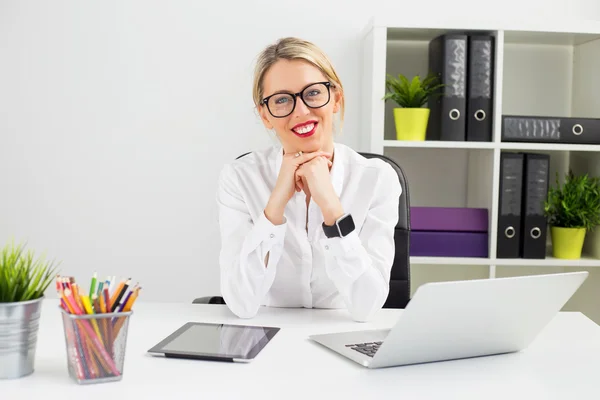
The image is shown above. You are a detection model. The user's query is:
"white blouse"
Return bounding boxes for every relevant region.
[216,142,402,322]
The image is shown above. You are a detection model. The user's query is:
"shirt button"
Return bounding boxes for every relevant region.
[324,245,329,250]
[270,234,275,238]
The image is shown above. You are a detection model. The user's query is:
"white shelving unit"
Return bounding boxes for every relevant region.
[359,17,600,281]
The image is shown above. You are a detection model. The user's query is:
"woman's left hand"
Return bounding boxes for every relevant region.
[296,156,345,225]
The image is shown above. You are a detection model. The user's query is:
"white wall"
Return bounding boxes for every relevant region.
[1,0,599,303]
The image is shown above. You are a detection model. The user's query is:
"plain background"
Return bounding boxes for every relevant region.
[1,0,600,303]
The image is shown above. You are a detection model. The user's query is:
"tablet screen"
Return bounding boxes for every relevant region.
[148,322,280,361]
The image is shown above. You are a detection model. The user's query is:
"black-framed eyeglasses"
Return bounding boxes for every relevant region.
[260,81,333,118]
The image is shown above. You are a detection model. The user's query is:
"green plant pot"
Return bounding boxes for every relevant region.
[393,108,430,141]
[550,226,587,259]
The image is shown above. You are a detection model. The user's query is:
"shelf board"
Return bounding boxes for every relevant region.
[493,256,600,267]
[411,255,600,267]
[366,16,600,46]
[410,256,491,266]
[384,140,495,150]
[499,142,600,152]
[383,140,600,152]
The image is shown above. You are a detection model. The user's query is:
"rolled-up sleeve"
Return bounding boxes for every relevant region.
[216,164,286,318]
[319,163,401,322]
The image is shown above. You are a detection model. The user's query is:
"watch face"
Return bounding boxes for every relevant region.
[338,214,355,236]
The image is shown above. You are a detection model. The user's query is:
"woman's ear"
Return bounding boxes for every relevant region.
[332,89,342,114]
[258,105,274,129]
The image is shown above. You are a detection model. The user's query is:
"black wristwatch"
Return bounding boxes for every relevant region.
[322,213,355,238]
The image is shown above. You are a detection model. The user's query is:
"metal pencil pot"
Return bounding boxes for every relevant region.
[0,297,43,379]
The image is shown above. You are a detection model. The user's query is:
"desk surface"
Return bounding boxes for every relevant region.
[4,301,600,399]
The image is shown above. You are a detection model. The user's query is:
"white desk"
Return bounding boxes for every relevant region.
[4,301,600,399]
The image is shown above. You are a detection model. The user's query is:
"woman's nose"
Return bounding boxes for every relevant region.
[292,96,310,117]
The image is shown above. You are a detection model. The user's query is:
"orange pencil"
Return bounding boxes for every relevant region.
[123,286,141,312]
[81,336,99,378]
[91,293,107,346]
[63,289,84,315]
[101,287,114,351]
[112,287,141,339]
[58,289,76,314]
[103,287,111,313]
[97,292,110,349]
[72,284,85,313]
[109,279,126,307]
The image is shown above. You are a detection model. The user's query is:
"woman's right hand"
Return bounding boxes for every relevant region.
[264,150,331,225]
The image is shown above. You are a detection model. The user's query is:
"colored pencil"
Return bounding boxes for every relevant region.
[109,278,125,309]
[89,272,97,298]
[112,286,141,339]
[111,279,131,312]
[81,295,103,348]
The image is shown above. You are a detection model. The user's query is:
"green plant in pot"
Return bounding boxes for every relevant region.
[0,241,59,379]
[544,171,600,259]
[383,72,444,141]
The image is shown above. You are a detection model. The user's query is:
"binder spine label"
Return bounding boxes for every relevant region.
[445,39,467,98]
[525,159,549,216]
[470,39,492,98]
[502,117,561,141]
[500,157,524,216]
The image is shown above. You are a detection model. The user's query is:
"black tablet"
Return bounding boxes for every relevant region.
[147,322,280,362]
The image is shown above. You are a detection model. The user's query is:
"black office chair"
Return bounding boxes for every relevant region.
[193,152,411,308]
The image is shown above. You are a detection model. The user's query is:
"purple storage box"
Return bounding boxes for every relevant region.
[410,207,489,258]
[411,207,489,232]
[410,231,489,257]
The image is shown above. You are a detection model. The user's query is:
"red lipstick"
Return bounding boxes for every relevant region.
[291,120,318,138]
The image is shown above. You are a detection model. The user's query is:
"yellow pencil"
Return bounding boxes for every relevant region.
[81,295,104,347]
[123,287,141,312]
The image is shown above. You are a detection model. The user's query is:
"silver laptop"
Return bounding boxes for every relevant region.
[309,271,588,369]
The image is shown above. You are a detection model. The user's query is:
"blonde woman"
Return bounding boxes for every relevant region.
[217,37,401,322]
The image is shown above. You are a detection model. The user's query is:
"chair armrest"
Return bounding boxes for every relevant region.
[192,296,226,305]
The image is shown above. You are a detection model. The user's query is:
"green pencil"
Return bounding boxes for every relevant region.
[89,271,97,298]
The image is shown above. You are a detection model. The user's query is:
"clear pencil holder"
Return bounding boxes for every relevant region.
[60,308,133,384]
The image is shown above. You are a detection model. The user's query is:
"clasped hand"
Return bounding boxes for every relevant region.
[294,154,333,206]
[265,150,344,226]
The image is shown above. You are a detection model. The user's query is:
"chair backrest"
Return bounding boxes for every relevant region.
[359,152,411,309]
[236,151,411,308]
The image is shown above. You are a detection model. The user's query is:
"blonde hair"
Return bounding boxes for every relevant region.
[252,37,345,123]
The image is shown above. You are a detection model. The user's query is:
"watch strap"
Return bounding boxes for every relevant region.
[322,213,355,238]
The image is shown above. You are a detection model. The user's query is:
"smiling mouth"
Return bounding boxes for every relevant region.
[292,122,317,138]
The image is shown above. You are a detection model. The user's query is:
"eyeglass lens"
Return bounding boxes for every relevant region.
[266,83,330,117]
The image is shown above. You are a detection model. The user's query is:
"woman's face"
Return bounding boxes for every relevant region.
[259,59,341,155]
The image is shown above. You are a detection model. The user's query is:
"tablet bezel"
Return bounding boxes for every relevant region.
[147,322,280,362]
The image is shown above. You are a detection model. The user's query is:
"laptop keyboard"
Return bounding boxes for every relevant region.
[345,341,382,357]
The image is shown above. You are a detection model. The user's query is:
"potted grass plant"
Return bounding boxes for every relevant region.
[383,72,444,141]
[544,171,600,259]
[0,241,59,379]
